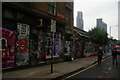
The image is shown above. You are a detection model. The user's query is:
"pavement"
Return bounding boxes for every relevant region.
[2,52,111,79]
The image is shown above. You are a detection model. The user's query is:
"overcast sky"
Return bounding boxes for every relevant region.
[74,0,119,40]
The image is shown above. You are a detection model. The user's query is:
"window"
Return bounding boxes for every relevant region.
[48,2,56,15]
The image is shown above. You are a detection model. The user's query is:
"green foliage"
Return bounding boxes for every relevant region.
[87,27,109,46]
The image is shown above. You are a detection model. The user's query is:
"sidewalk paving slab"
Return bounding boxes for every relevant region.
[2,53,111,79]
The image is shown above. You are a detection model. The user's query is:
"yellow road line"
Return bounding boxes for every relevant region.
[63,56,111,80]
[63,63,97,79]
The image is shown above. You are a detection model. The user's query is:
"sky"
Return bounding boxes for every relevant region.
[74,0,119,40]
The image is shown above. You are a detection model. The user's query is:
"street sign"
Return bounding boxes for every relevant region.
[50,19,56,73]
[51,19,56,32]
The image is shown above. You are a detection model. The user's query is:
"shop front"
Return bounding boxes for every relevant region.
[2,3,46,68]
[2,3,66,68]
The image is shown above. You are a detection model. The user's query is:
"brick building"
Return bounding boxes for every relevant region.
[2,2,73,68]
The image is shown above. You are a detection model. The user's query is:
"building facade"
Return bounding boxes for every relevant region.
[118,1,120,40]
[96,18,107,32]
[76,11,84,30]
[2,2,73,69]
[73,27,98,58]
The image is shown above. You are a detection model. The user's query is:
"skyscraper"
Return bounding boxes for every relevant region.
[118,1,120,40]
[76,11,84,30]
[96,18,107,32]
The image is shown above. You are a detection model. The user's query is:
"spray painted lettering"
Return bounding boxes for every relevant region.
[0,28,16,68]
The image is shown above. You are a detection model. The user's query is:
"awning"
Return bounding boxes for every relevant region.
[74,29,89,38]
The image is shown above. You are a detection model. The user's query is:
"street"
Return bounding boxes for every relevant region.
[61,55,120,79]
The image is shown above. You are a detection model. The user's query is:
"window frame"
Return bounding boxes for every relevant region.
[48,2,56,15]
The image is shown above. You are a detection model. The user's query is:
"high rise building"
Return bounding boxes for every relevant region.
[118,1,120,40]
[96,18,107,32]
[76,11,84,30]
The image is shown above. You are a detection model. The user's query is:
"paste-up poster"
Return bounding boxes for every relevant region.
[55,38,61,56]
[18,39,27,51]
[0,28,16,68]
[16,23,29,66]
[65,41,71,56]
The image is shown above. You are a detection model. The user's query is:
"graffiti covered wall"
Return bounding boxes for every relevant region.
[75,42,82,58]
[1,28,16,68]
[16,23,30,66]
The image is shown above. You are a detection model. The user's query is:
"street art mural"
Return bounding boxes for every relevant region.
[54,33,62,56]
[37,40,42,59]
[37,31,47,61]
[84,41,97,56]
[16,23,29,66]
[1,28,16,68]
[75,42,82,58]
[65,41,71,56]
[45,33,53,59]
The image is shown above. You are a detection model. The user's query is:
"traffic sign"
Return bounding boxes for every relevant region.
[51,19,56,32]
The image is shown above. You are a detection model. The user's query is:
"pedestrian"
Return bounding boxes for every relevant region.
[112,47,118,66]
[98,47,103,64]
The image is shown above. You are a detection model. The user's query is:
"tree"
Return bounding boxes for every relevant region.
[87,27,109,46]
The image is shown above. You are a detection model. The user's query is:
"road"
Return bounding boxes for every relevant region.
[60,55,120,79]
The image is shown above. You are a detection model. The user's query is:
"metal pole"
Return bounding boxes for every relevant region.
[51,32,54,73]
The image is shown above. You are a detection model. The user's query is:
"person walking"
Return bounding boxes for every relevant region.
[98,47,103,64]
[112,47,118,66]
